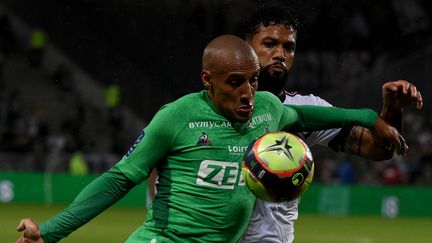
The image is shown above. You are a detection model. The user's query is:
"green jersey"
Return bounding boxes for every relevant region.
[39,90,377,243]
[117,90,377,242]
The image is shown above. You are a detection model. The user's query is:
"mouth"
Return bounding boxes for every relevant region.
[270,63,287,73]
[237,105,254,118]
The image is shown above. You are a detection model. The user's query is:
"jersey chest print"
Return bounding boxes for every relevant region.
[196,160,245,189]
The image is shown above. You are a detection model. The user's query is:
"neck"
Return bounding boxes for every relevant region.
[277,90,286,103]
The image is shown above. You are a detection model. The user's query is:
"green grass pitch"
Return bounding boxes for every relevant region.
[1,204,145,242]
[2,203,432,242]
[295,214,432,243]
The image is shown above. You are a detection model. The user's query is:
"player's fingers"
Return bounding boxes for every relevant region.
[403,81,410,94]
[409,85,416,96]
[417,91,423,109]
[393,130,408,156]
[399,133,408,156]
[388,128,401,155]
[393,135,402,156]
[383,83,397,92]
[16,219,26,232]
[407,85,419,104]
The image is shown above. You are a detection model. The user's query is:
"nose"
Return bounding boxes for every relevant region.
[273,45,286,62]
[240,82,255,104]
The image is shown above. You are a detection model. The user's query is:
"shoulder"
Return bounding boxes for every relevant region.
[254,91,285,117]
[255,91,281,104]
[283,91,333,107]
[160,91,205,112]
[154,91,206,121]
[166,91,205,107]
[146,91,207,140]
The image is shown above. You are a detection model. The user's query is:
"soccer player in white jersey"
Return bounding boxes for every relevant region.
[240,3,423,243]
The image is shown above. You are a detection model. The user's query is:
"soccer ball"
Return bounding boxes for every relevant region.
[242,131,314,202]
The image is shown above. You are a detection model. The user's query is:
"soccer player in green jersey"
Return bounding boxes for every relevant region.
[16,35,407,243]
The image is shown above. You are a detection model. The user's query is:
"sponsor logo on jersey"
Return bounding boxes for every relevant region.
[197,132,212,145]
[227,145,248,154]
[196,160,245,189]
[188,113,272,130]
[125,130,145,157]
[247,113,272,128]
[189,121,232,129]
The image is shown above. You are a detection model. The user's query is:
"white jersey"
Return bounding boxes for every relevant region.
[241,92,341,243]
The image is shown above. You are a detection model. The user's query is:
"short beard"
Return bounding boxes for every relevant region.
[258,66,289,96]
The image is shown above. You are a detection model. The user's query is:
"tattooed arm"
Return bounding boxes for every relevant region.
[343,125,393,160]
[330,80,422,161]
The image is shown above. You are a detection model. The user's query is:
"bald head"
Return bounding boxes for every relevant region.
[202,35,258,74]
[200,35,260,123]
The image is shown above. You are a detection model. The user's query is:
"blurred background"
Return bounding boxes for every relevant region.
[0,0,432,227]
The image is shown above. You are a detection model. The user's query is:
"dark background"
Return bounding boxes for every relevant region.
[1,0,431,184]
[2,0,431,120]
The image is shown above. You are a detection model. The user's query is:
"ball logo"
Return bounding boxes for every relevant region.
[292,173,304,186]
[262,135,294,160]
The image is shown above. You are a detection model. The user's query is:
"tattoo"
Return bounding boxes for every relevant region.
[336,125,394,161]
[357,127,364,155]
[343,126,364,155]
[328,127,352,152]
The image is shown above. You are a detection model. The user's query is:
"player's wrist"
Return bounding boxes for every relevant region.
[380,105,402,120]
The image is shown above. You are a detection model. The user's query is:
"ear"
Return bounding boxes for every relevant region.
[201,70,212,89]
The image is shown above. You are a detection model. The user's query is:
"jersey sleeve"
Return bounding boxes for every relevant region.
[284,93,342,147]
[116,104,180,184]
[39,166,136,243]
[279,105,378,132]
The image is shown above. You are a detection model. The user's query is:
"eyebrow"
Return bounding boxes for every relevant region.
[227,71,260,79]
[227,73,247,79]
[261,36,277,42]
[261,37,296,48]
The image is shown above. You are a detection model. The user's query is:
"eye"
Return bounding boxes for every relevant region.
[228,78,242,87]
[284,42,296,53]
[249,76,258,84]
[263,40,275,48]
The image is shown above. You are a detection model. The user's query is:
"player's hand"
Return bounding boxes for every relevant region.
[372,117,408,156]
[16,218,44,243]
[382,80,423,110]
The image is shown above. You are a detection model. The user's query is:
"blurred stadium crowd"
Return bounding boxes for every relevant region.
[0,0,431,185]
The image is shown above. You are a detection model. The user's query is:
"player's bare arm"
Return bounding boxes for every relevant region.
[342,80,422,160]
